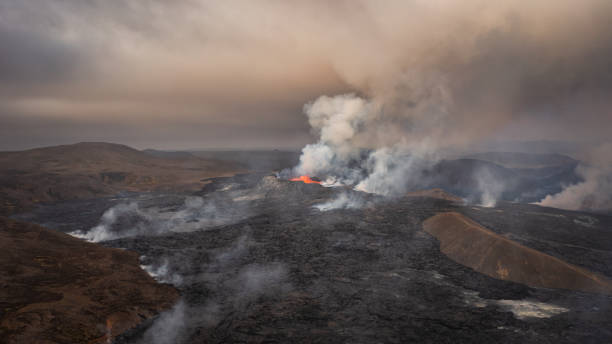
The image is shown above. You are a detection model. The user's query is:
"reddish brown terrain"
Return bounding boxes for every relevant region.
[423,212,612,294]
[0,143,247,342]
[0,142,245,215]
[0,216,179,343]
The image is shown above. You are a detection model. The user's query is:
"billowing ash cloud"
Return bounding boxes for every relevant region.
[292,94,439,196]
[286,0,612,203]
[295,94,374,185]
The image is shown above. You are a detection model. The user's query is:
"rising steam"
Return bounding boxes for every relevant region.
[538,143,612,212]
[292,94,440,197]
[71,195,251,242]
[289,1,612,206]
[135,233,290,343]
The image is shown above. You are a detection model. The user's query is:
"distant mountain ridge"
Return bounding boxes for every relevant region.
[421,157,581,204]
[464,151,577,169]
[0,142,245,215]
[142,148,200,160]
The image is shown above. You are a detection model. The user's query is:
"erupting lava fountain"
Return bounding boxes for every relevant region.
[289,175,321,184]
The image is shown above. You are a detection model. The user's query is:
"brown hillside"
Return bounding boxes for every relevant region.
[423,212,612,294]
[0,142,246,214]
[0,216,179,344]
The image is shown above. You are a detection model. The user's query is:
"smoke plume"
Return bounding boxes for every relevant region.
[313,192,367,212]
[538,143,612,212]
[71,195,250,242]
[138,301,188,344]
[292,94,440,196]
[140,257,184,286]
[474,167,506,208]
[288,1,612,202]
[132,229,292,343]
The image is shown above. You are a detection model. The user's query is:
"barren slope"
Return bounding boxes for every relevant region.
[423,212,612,294]
[0,216,179,344]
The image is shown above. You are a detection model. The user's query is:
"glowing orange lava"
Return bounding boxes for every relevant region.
[290,175,321,184]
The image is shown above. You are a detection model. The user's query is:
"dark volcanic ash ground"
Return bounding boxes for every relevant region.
[15,173,612,343]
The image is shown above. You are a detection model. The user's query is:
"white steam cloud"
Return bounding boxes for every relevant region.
[135,300,221,344]
[136,234,290,343]
[295,94,373,186]
[538,143,612,212]
[229,263,290,309]
[313,192,366,212]
[475,167,506,208]
[138,300,188,344]
[72,202,148,242]
[283,1,612,205]
[140,257,184,286]
[71,195,250,242]
[292,94,442,198]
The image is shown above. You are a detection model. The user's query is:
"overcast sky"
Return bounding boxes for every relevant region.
[1,0,611,150]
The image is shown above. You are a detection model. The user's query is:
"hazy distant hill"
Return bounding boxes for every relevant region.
[0,142,245,215]
[470,140,586,156]
[192,150,300,172]
[464,151,577,169]
[423,158,581,203]
[142,148,200,160]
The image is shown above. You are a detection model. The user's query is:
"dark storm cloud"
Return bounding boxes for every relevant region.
[0,0,611,150]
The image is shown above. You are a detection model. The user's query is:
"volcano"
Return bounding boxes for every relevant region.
[11,169,612,344]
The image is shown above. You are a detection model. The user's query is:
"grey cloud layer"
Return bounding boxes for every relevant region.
[1,0,611,149]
